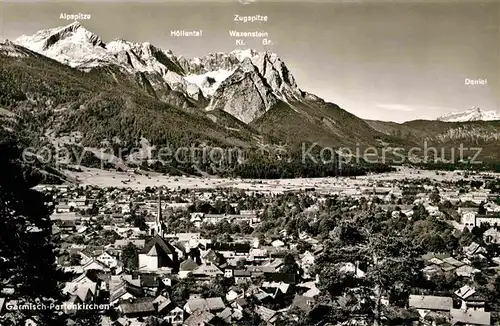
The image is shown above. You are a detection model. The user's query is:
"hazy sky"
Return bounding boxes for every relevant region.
[1,0,499,122]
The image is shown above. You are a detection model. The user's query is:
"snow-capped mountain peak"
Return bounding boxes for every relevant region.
[9,22,303,123]
[16,21,103,52]
[437,106,500,122]
[15,21,110,68]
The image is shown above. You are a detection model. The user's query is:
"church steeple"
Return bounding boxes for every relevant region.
[156,194,163,236]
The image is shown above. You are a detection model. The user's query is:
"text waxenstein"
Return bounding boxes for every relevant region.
[229,30,269,38]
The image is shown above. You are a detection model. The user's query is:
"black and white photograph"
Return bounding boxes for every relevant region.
[0,0,500,325]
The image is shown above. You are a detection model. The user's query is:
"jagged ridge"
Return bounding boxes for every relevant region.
[13,22,303,123]
[437,106,500,122]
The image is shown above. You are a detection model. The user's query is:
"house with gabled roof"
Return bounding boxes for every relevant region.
[96,251,118,269]
[483,227,500,244]
[249,248,268,261]
[455,265,481,278]
[262,281,292,300]
[459,207,478,229]
[179,258,199,279]
[119,297,156,318]
[255,305,279,324]
[231,297,248,311]
[206,242,251,259]
[138,235,179,272]
[216,307,233,324]
[296,281,320,298]
[189,213,204,228]
[233,269,252,283]
[475,213,500,228]
[183,297,226,314]
[153,295,184,325]
[454,285,486,312]
[408,294,453,322]
[192,263,224,280]
[463,242,487,258]
[290,294,315,314]
[63,282,96,304]
[183,310,215,326]
[113,239,146,249]
[82,258,110,272]
[109,275,144,306]
[201,248,225,266]
[450,308,491,325]
[63,270,108,300]
[225,289,241,303]
[422,263,442,278]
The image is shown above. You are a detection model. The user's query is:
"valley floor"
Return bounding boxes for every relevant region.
[61,166,499,191]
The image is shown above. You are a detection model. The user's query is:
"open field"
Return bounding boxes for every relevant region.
[60,166,500,192]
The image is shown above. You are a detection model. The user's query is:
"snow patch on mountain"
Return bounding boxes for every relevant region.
[184,69,236,97]
[437,106,500,122]
[162,71,199,97]
[231,49,257,61]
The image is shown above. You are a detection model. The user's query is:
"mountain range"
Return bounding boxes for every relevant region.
[1,21,500,176]
[13,21,303,123]
[437,106,500,122]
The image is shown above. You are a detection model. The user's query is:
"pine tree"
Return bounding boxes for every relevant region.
[0,135,64,326]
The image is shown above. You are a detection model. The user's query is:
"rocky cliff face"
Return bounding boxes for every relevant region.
[207,58,280,124]
[180,49,302,123]
[250,50,301,100]
[13,22,304,123]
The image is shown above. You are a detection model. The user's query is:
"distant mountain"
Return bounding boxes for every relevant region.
[437,106,500,122]
[365,118,500,163]
[5,21,499,175]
